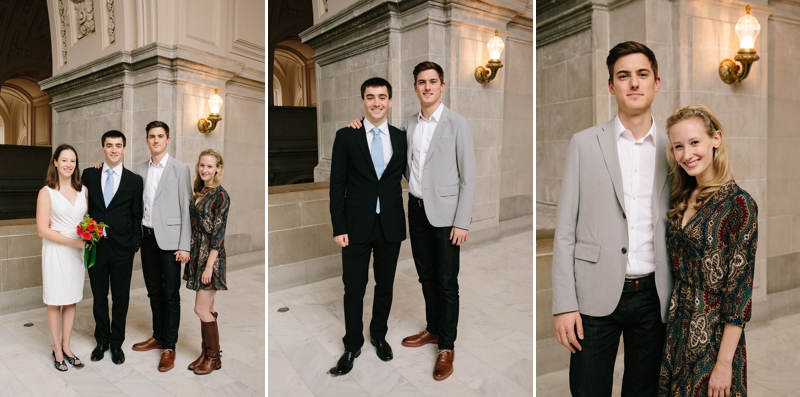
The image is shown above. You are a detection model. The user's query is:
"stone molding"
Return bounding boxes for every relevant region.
[536,1,594,48]
[59,0,67,64]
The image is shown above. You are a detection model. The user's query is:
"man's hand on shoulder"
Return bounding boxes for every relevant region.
[334,234,349,248]
[450,227,468,246]
[553,311,584,353]
[346,117,364,130]
[93,162,102,169]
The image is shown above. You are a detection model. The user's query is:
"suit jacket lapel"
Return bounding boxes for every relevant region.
[154,157,172,200]
[385,128,403,174]
[652,127,669,218]
[423,107,449,167]
[596,119,626,212]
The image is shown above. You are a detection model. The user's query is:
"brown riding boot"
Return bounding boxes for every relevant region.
[188,312,217,371]
[194,319,221,375]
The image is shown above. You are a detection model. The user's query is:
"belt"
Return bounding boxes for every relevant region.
[408,193,424,207]
[622,274,655,293]
[143,226,155,235]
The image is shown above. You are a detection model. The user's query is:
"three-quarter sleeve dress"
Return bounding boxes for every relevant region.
[659,181,758,396]
[184,186,230,291]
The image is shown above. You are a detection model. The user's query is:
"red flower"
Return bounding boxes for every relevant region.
[76,226,82,234]
[90,219,97,225]
[82,232,92,241]
[98,229,104,237]
[87,224,95,232]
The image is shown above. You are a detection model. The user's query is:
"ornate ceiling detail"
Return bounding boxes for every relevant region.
[72,0,96,40]
[0,0,53,82]
[107,0,115,43]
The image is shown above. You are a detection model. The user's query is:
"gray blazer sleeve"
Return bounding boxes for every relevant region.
[452,116,476,230]
[551,134,581,315]
[177,162,192,252]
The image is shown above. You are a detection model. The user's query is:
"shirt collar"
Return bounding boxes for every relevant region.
[364,119,389,137]
[614,115,656,145]
[418,102,444,123]
[102,162,123,175]
[149,152,170,168]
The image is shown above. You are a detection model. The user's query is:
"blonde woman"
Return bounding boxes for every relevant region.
[659,105,757,396]
[183,149,230,375]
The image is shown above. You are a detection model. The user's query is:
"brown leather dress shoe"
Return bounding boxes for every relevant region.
[132,337,163,352]
[158,349,176,372]
[433,349,454,381]
[401,330,439,348]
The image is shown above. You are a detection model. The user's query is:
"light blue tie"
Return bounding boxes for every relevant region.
[371,127,384,214]
[104,169,114,207]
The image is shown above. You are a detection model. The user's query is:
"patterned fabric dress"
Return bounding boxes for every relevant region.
[658,181,757,397]
[184,186,230,291]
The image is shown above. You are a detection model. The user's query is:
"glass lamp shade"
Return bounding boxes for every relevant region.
[487,31,504,60]
[208,90,223,114]
[735,6,760,50]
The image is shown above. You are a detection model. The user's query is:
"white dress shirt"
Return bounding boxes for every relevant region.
[615,116,657,278]
[142,152,169,228]
[409,102,444,198]
[363,118,392,170]
[101,163,122,196]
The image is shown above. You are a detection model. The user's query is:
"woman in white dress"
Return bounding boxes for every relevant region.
[36,144,89,372]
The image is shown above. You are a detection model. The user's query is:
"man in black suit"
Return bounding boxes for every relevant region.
[328,77,407,376]
[83,130,143,364]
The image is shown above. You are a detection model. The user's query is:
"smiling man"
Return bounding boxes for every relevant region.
[83,130,143,365]
[551,41,673,396]
[328,77,407,376]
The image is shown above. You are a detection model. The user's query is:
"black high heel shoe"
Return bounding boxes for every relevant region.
[62,349,84,369]
[52,350,67,372]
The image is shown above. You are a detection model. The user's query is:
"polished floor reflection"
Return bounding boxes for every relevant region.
[269,231,534,397]
[0,265,265,396]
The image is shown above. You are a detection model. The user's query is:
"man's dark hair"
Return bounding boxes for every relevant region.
[101,130,127,147]
[145,120,170,138]
[412,61,445,83]
[360,77,392,99]
[606,41,658,82]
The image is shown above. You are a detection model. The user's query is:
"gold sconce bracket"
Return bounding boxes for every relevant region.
[475,60,504,84]
[719,49,759,84]
[198,113,222,133]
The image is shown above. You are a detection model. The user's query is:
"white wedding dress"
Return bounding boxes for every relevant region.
[42,186,86,305]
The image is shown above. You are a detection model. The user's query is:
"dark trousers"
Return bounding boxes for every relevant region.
[407,197,460,350]
[569,287,666,397]
[88,250,134,349]
[140,229,182,350]
[341,215,401,353]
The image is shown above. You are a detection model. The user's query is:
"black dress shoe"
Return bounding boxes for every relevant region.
[110,346,125,364]
[370,337,393,361]
[91,343,109,362]
[328,350,361,376]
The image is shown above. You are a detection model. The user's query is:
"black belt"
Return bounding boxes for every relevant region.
[622,274,655,293]
[408,193,424,207]
[143,226,155,235]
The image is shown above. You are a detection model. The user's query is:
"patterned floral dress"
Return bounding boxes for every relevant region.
[658,181,757,397]
[184,186,230,291]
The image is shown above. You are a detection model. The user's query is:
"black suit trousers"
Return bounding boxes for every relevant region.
[140,229,182,350]
[341,215,401,353]
[88,245,134,349]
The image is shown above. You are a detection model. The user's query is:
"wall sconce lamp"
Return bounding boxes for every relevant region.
[198,89,223,133]
[475,30,505,84]
[719,5,760,84]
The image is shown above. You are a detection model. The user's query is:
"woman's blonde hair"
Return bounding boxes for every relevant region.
[192,149,224,201]
[665,104,734,222]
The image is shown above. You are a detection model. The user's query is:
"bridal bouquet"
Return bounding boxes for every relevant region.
[76,214,108,269]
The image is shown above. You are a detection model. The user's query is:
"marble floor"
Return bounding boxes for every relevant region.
[268,231,534,397]
[536,310,800,396]
[0,265,265,397]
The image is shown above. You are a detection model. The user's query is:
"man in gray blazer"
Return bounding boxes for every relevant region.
[552,41,673,396]
[131,120,192,373]
[399,61,476,381]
